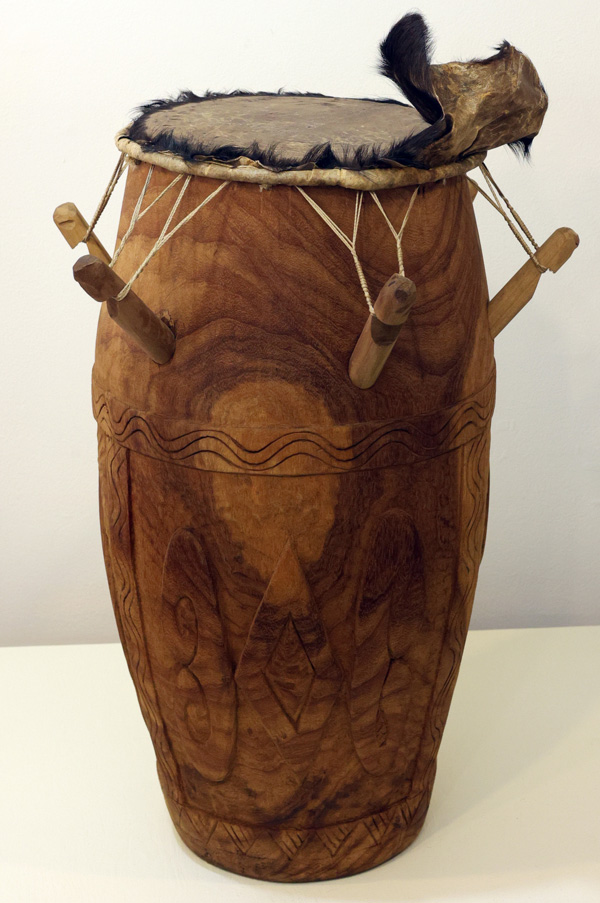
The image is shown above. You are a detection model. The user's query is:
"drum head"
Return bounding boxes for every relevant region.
[117,91,486,189]
[124,92,440,171]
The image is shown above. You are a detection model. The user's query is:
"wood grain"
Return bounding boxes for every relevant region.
[73,255,175,364]
[467,177,479,202]
[93,375,494,475]
[94,164,495,880]
[97,431,183,804]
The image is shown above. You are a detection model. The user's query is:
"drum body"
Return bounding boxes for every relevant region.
[94,162,495,880]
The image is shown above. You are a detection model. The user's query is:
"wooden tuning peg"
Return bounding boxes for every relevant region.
[73,255,175,365]
[488,227,579,337]
[349,274,417,389]
[53,203,111,264]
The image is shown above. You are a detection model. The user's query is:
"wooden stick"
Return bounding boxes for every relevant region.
[73,255,175,365]
[488,227,579,338]
[349,274,417,389]
[53,203,111,265]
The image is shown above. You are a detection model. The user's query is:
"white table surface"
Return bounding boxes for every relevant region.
[1,626,599,903]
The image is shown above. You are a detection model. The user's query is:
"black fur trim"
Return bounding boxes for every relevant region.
[379,13,445,125]
[474,41,513,65]
[125,89,442,172]
[508,134,535,159]
[131,88,410,119]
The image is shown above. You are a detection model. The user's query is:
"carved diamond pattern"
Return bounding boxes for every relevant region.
[235,541,342,765]
[265,616,316,724]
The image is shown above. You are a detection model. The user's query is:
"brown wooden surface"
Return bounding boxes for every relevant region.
[53,202,111,264]
[488,226,579,337]
[467,177,479,202]
[73,255,175,364]
[94,164,495,880]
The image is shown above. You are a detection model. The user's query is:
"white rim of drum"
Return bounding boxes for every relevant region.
[116,130,486,190]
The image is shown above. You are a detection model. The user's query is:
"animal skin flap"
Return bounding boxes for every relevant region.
[379,14,548,167]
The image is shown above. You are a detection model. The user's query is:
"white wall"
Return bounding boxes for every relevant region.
[1,0,597,646]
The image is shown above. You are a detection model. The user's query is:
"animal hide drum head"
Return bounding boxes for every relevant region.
[124,93,439,172]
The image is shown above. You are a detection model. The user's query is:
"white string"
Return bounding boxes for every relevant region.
[110,165,153,266]
[477,164,547,273]
[369,188,419,276]
[83,153,126,243]
[480,161,539,250]
[111,168,185,267]
[296,187,374,313]
[116,179,229,301]
[102,165,423,313]
[296,186,421,313]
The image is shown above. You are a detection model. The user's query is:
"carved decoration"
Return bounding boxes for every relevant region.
[413,430,491,790]
[92,373,495,476]
[97,432,182,802]
[159,528,237,783]
[349,511,426,776]
[235,541,342,770]
[164,785,431,881]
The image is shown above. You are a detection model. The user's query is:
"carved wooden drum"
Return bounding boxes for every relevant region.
[58,14,578,882]
[92,110,495,878]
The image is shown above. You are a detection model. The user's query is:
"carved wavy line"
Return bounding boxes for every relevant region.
[93,385,494,459]
[98,426,491,474]
[92,370,494,453]
[180,413,488,470]
[95,409,480,464]
[96,403,492,466]
[93,379,494,463]
[94,397,494,472]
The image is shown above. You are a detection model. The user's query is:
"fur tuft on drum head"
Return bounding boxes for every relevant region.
[379,12,445,126]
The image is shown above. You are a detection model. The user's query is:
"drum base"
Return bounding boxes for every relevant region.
[160,768,434,882]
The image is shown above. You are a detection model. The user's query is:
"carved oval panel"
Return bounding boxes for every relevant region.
[349,511,426,776]
[161,527,237,783]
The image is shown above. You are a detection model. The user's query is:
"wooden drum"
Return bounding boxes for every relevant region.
[54,10,579,880]
[91,95,495,879]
